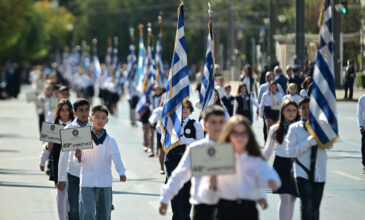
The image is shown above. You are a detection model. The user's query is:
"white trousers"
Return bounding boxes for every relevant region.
[57,188,69,220]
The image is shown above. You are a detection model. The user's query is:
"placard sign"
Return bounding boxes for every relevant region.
[190,144,236,177]
[60,127,93,151]
[40,122,64,144]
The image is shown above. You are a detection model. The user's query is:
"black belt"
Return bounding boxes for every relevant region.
[219,199,256,206]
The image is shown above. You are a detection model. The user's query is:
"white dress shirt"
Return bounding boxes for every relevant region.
[233,94,259,116]
[263,124,290,160]
[285,121,331,182]
[160,137,216,205]
[282,94,301,104]
[257,82,284,105]
[58,119,92,182]
[200,152,281,203]
[299,89,308,98]
[357,94,365,127]
[74,134,126,187]
[180,117,204,146]
[259,92,283,117]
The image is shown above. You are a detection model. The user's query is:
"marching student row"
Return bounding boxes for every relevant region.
[39,98,127,220]
[158,97,331,220]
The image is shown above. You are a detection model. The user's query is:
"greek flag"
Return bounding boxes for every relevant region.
[155,33,166,85]
[199,17,214,116]
[306,0,339,149]
[161,4,190,153]
[92,53,101,77]
[135,36,146,87]
[126,43,137,82]
[136,36,156,116]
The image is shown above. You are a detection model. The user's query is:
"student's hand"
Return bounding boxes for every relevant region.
[40,165,44,172]
[257,198,268,210]
[158,203,168,215]
[75,149,82,162]
[209,176,217,191]
[268,180,277,190]
[57,181,66,191]
[47,142,54,152]
[120,175,127,182]
[360,126,364,133]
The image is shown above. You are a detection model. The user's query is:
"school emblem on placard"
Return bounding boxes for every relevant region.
[72,129,79,137]
[50,125,55,131]
[207,147,216,157]
[185,129,191,134]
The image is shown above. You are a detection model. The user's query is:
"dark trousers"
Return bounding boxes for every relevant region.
[296,177,325,220]
[344,79,354,99]
[361,131,365,167]
[263,119,267,142]
[216,199,258,220]
[192,204,216,220]
[67,173,80,220]
[165,145,191,220]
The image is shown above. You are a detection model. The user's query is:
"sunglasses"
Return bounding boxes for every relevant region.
[230,130,249,138]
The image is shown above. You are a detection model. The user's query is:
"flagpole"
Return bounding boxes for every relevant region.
[156,15,163,83]
[92,38,97,55]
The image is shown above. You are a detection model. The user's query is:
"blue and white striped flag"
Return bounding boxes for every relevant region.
[93,53,101,77]
[199,17,214,116]
[306,0,339,149]
[135,36,146,88]
[126,43,137,82]
[136,34,156,116]
[161,4,190,153]
[155,32,166,86]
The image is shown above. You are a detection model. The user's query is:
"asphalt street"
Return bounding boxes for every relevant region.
[0,85,364,220]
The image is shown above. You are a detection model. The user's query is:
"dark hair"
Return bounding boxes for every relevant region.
[236,82,250,96]
[299,97,310,107]
[183,99,194,113]
[73,98,90,111]
[214,89,223,106]
[269,81,279,92]
[219,115,264,159]
[274,99,299,144]
[301,76,312,90]
[54,99,74,124]
[242,64,253,78]
[92,105,109,116]
[203,105,226,121]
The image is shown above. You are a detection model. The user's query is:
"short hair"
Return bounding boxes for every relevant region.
[73,98,90,111]
[299,97,310,107]
[92,105,109,116]
[224,84,231,89]
[203,105,226,121]
[183,100,194,113]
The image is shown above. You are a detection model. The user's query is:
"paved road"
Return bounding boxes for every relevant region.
[0,86,364,220]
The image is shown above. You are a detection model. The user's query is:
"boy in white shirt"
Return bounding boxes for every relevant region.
[74,105,126,220]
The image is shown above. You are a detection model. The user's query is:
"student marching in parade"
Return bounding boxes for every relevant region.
[149,94,166,173]
[41,99,74,220]
[205,115,281,220]
[299,76,312,98]
[58,98,92,220]
[213,89,230,120]
[148,85,165,157]
[83,69,95,106]
[240,64,258,98]
[283,83,301,104]
[37,81,54,132]
[263,99,300,220]
[159,105,226,220]
[163,99,204,220]
[221,84,234,117]
[285,97,331,220]
[126,82,139,126]
[260,81,283,135]
[74,105,126,220]
[233,82,258,124]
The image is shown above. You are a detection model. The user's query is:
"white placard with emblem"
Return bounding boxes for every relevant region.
[190,144,236,177]
[40,122,64,144]
[60,126,93,151]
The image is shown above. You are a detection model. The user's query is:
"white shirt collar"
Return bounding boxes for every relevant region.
[59,119,72,125]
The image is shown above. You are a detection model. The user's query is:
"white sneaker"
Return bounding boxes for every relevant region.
[143,147,148,152]
[147,148,152,153]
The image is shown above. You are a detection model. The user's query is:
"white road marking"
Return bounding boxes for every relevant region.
[333,170,363,181]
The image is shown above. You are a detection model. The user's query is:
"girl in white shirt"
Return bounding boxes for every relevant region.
[263,99,300,220]
[260,81,283,134]
[233,82,258,124]
[283,83,301,104]
[207,115,281,220]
